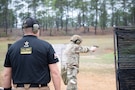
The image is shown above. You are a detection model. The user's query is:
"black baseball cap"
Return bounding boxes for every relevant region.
[22,17,39,28]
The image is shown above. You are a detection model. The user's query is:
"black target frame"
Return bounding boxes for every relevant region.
[114,26,135,90]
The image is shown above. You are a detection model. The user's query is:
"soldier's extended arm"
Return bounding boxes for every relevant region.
[75,46,91,53]
[77,45,98,53]
[93,45,99,48]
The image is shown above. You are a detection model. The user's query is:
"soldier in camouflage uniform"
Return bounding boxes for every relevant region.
[62,35,97,90]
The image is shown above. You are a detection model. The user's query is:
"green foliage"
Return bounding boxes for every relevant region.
[0,0,135,34]
[0,32,7,37]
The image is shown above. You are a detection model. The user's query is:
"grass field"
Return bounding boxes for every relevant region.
[0,34,116,90]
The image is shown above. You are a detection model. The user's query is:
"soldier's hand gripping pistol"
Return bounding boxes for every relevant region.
[89,45,99,52]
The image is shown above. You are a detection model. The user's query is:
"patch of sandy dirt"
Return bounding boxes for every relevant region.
[0,55,116,90]
[48,71,116,90]
[0,68,116,90]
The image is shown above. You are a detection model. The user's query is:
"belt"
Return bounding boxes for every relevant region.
[15,83,47,87]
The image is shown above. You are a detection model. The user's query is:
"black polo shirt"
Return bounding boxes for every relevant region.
[4,35,59,84]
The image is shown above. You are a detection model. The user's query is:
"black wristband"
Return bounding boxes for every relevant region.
[4,87,12,90]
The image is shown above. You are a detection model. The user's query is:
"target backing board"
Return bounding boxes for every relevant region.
[114,27,135,90]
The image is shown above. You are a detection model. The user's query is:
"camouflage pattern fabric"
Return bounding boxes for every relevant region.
[62,42,90,90]
[61,65,68,85]
[66,66,78,90]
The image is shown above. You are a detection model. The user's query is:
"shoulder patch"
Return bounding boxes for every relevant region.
[54,53,58,59]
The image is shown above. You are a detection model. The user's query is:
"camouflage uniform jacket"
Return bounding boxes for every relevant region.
[63,42,90,68]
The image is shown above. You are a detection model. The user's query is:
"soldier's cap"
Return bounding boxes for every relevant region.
[22,17,39,29]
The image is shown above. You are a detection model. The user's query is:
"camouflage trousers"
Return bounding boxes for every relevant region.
[66,66,79,90]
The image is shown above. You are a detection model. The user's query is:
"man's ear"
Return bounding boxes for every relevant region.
[32,24,40,34]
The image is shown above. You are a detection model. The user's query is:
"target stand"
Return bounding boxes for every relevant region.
[114,26,135,90]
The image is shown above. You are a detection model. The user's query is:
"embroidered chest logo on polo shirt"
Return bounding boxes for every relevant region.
[20,41,32,54]
[24,41,29,47]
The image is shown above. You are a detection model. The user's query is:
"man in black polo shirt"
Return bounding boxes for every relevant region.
[3,17,61,90]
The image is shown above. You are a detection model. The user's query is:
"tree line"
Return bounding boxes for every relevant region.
[0,0,135,35]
